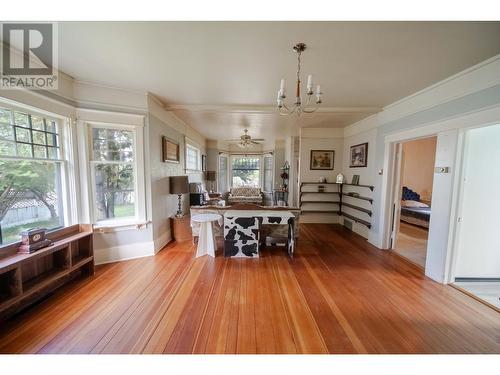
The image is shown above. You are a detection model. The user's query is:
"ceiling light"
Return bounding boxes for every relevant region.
[276,42,323,115]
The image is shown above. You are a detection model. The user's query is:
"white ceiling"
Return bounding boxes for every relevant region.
[57,21,500,140]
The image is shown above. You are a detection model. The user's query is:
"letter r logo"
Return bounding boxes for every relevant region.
[2,23,53,75]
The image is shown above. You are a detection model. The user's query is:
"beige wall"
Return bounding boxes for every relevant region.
[401,137,437,202]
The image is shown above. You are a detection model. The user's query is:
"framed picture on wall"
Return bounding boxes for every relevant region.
[350,142,368,168]
[201,155,207,172]
[310,150,335,170]
[162,136,180,163]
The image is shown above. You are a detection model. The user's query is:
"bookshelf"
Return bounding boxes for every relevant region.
[0,224,94,321]
[299,181,374,228]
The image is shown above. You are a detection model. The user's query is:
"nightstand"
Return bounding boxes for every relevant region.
[171,215,192,241]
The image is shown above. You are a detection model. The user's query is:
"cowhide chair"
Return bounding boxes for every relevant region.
[223,216,260,257]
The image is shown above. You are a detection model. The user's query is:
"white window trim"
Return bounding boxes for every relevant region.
[79,118,146,229]
[229,154,263,189]
[0,100,77,244]
[218,152,229,192]
[185,141,201,173]
[262,153,274,193]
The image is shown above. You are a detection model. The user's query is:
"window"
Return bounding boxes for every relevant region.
[0,107,65,245]
[186,144,200,171]
[263,154,274,192]
[90,126,136,223]
[231,156,260,188]
[218,154,228,192]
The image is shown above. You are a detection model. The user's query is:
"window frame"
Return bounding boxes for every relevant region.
[229,154,263,189]
[218,152,229,192]
[85,121,146,227]
[0,101,75,248]
[262,153,274,193]
[185,142,201,172]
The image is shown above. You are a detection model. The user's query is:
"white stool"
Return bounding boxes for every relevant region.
[191,213,222,257]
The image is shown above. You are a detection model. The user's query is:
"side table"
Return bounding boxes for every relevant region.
[171,215,192,241]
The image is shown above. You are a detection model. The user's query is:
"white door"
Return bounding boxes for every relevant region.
[454,124,500,278]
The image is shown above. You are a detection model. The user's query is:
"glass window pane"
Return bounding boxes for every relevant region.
[92,128,133,162]
[94,163,135,221]
[0,160,64,245]
[0,108,11,123]
[46,121,57,133]
[186,146,199,170]
[14,112,29,127]
[15,127,31,143]
[219,156,228,192]
[48,147,59,160]
[47,133,57,147]
[17,143,33,158]
[231,157,260,187]
[32,130,46,145]
[0,140,16,156]
[263,156,273,192]
[31,116,45,130]
[0,122,14,140]
[34,145,47,159]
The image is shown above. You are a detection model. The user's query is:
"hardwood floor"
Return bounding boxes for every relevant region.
[394,222,428,268]
[1,224,499,354]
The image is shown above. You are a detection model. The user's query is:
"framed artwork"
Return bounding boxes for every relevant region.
[352,174,360,185]
[201,155,207,172]
[310,150,334,170]
[162,136,180,163]
[350,142,368,168]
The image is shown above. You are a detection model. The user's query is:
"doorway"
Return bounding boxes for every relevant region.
[392,136,437,268]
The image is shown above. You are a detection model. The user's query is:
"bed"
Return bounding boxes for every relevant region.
[400,186,431,228]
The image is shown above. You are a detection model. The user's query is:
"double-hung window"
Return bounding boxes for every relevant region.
[0,106,66,245]
[231,156,260,188]
[90,125,136,223]
[262,154,274,192]
[186,143,200,171]
[218,154,228,192]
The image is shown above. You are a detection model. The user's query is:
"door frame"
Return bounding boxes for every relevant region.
[383,136,438,249]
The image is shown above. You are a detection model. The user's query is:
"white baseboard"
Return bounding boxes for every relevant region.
[153,230,172,254]
[368,230,382,249]
[94,241,156,265]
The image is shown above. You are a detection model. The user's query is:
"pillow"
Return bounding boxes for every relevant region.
[401,200,429,208]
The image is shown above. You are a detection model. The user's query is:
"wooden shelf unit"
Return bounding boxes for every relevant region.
[300,182,374,228]
[0,224,94,320]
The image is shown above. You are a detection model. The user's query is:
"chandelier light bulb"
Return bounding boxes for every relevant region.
[276,43,323,115]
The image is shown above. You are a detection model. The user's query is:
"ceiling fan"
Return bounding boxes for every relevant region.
[225,129,264,148]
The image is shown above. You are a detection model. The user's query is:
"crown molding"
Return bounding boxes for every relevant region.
[343,53,500,137]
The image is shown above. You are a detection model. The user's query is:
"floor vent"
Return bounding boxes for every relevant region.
[343,218,353,231]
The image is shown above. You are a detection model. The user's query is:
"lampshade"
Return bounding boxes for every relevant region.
[169,176,189,194]
[205,170,216,182]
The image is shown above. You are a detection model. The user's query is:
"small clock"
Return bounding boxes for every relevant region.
[18,228,53,254]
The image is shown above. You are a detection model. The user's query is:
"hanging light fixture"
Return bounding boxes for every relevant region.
[276,42,322,115]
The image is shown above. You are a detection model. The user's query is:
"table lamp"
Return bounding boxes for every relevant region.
[205,171,216,193]
[169,175,189,217]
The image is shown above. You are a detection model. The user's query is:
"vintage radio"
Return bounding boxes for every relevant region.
[18,228,53,254]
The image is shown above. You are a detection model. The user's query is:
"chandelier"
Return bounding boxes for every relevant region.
[276,42,323,115]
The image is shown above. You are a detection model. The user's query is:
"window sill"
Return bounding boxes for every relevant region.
[93,220,151,233]
[185,169,202,173]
